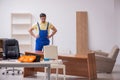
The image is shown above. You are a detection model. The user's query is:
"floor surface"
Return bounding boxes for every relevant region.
[0,65,120,80]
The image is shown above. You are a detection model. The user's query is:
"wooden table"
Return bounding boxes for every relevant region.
[24,52,97,80]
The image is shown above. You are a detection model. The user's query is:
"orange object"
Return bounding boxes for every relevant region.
[18,55,36,63]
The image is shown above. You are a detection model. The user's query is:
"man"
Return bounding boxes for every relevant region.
[28,13,57,53]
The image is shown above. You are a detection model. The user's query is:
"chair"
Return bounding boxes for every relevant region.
[44,45,66,80]
[2,39,22,75]
[95,45,119,73]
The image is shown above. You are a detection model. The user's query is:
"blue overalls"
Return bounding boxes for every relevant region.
[35,22,50,51]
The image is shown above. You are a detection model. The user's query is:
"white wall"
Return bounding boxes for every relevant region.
[115,0,120,43]
[115,0,120,64]
[0,0,117,58]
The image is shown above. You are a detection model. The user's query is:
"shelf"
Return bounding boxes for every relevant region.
[19,42,32,46]
[19,44,31,46]
[12,22,31,25]
[12,33,29,36]
[11,13,32,53]
[19,45,32,53]
[12,35,32,46]
[12,17,32,24]
[11,13,32,16]
[12,24,30,35]
[12,34,31,36]
[12,23,31,25]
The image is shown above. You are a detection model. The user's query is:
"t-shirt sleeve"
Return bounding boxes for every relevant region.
[49,23,54,29]
[32,23,37,30]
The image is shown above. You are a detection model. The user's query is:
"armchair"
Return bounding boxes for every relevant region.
[95,45,119,73]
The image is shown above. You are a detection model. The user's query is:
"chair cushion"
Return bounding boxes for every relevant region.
[5,39,18,46]
[6,46,19,59]
[7,46,18,52]
[108,45,119,60]
[7,51,16,58]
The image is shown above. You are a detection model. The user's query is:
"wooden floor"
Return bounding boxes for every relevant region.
[0,65,120,80]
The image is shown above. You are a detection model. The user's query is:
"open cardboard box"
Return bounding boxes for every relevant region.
[0,48,3,53]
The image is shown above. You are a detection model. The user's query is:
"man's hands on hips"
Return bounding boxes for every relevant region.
[35,35,39,38]
[47,35,52,38]
[47,27,57,38]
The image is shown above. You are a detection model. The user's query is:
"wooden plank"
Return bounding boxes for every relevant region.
[76,11,89,54]
[24,68,36,77]
[87,53,97,80]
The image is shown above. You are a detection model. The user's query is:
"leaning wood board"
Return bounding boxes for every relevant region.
[76,12,89,54]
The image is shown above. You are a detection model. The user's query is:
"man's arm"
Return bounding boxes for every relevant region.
[28,27,38,38]
[48,27,57,38]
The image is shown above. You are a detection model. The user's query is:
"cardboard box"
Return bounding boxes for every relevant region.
[0,48,3,53]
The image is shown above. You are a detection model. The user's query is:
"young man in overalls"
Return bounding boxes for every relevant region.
[29,13,57,53]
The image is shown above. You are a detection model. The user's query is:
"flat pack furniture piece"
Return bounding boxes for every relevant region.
[24,52,97,80]
[76,12,89,54]
[95,45,119,73]
[0,60,51,80]
[0,48,2,52]
[44,45,66,80]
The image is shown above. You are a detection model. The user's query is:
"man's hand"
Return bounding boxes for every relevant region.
[47,27,57,38]
[47,35,52,38]
[35,34,39,38]
[28,27,37,38]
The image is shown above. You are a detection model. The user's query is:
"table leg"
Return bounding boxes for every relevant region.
[46,66,51,80]
[24,68,36,77]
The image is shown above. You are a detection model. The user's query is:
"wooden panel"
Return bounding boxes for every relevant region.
[87,53,97,80]
[24,68,36,77]
[76,12,89,54]
[59,56,88,76]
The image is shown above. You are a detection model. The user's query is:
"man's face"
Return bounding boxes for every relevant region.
[40,17,46,22]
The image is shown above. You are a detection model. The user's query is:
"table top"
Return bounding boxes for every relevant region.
[25,51,95,59]
[0,60,50,67]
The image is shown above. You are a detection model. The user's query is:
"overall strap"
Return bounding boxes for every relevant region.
[46,22,49,30]
[37,22,40,30]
